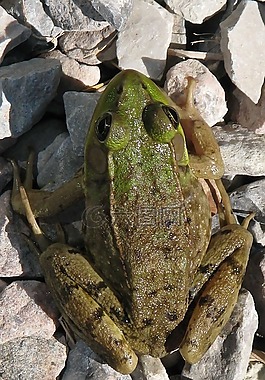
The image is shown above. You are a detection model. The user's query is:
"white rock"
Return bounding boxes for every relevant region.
[212,124,265,176]
[0,191,41,277]
[135,355,170,380]
[231,85,265,134]
[171,13,186,46]
[165,0,227,24]
[59,26,115,65]
[0,6,31,64]
[117,0,173,79]
[0,336,66,380]
[220,1,265,104]
[245,362,265,380]
[62,340,131,380]
[165,60,228,126]
[64,91,101,156]
[42,50,100,88]
[0,58,61,139]
[90,0,133,30]
[0,280,59,344]
[182,290,258,380]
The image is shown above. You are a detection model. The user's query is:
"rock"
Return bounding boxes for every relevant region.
[245,362,265,380]
[231,85,265,135]
[37,135,83,190]
[0,6,31,64]
[220,1,265,104]
[90,0,133,30]
[1,0,62,37]
[0,336,66,380]
[165,0,227,24]
[58,26,115,65]
[182,289,258,380]
[0,58,61,139]
[133,355,170,380]
[244,246,265,337]
[64,91,101,156]
[117,0,173,79]
[0,280,59,344]
[41,50,100,89]
[0,191,41,277]
[212,124,265,176]
[42,0,110,30]
[165,59,227,126]
[62,340,131,380]
[229,179,265,244]
[0,157,12,193]
[171,14,186,46]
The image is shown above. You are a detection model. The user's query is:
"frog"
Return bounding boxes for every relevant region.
[11,69,254,374]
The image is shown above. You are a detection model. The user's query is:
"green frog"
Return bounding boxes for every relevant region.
[11,70,253,374]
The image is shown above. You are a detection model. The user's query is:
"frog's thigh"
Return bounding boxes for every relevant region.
[180,226,253,364]
[40,243,137,374]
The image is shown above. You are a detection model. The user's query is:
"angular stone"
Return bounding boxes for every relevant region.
[220,1,265,104]
[0,58,61,139]
[0,191,41,277]
[41,50,100,89]
[171,14,186,46]
[182,290,258,380]
[0,157,12,193]
[165,59,227,126]
[134,355,170,379]
[0,280,59,344]
[0,336,66,380]
[59,26,115,65]
[90,0,133,30]
[245,362,265,380]
[62,340,131,380]
[117,0,173,79]
[231,85,265,134]
[64,91,101,156]
[212,124,265,176]
[0,6,31,64]
[165,0,226,24]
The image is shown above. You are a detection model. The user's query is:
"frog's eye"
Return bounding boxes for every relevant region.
[95,113,112,142]
[142,102,180,143]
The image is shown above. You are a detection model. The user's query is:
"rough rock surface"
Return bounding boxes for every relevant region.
[182,290,258,380]
[0,6,31,64]
[117,0,173,78]
[165,59,227,126]
[0,58,61,139]
[90,0,133,30]
[165,0,226,24]
[220,1,265,104]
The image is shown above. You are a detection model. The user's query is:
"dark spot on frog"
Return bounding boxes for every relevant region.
[93,307,104,321]
[141,82,148,90]
[199,263,215,275]
[186,217,192,224]
[164,284,175,292]
[147,289,158,297]
[226,252,244,276]
[166,311,178,321]
[198,294,214,307]
[110,307,130,324]
[206,305,225,322]
[143,318,153,326]
[113,338,123,347]
[116,84,123,95]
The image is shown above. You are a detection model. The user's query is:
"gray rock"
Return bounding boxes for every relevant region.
[0,191,41,277]
[245,362,265,380]
[117,0,173,79]
[62,340,131,380]
[0,6,31,64]
[90,0,133,30]
[41,50,100,88]
[182,289,258,380]
[0,58,61,139]
[58,26,115,65]
[37,135,83,190]
[212,124,265,176]
[133,355,170,380]
[220,1,265,104]
[42,0,110,30]
[244,246,265,337]
[0,280,59,344]
[0,336,66,380]
[231,85,265,135]
[165,60,228,126]
[0,157,12,193]
[165,0,227,24]
[171,14,186,46]
[64,91,101,156]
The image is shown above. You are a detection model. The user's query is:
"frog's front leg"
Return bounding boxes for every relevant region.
[10,152,84,218]
[179,179,254,364]
[180,77,225,179]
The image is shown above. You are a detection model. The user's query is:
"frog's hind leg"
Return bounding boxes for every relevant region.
[180,178,254,364]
